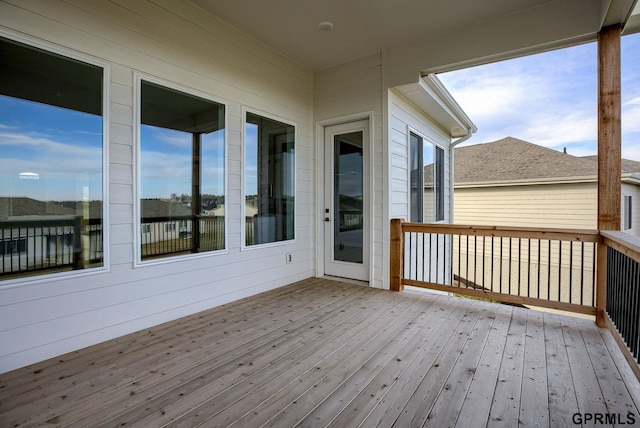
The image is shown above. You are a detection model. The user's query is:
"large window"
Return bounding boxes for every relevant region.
[139,80,225,260]
[0,36,104,280]
[244,112,295,246]
[410,132,445,223]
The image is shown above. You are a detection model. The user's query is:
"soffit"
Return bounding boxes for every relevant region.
[191,0,636,73]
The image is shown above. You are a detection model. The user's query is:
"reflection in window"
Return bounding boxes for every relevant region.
[409,133,445,223]
[245,112,295,246]
[139,81,225,259]
[0,36,104,280]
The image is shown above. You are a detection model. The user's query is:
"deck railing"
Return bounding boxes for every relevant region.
[390,219,640,379]
[140,216,225,259]
[599,231,640,378]
[1,217,103,276]
[390,220,600,315]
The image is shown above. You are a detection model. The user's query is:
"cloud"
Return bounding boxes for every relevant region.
[439,42,604,154]
[0,130,101,158]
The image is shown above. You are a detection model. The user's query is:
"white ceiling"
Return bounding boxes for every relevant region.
[192,0,638,73]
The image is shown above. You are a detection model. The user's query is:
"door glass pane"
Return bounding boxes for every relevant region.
[334,131,363,264]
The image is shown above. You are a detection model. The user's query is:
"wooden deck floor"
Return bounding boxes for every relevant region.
[2,278,640,427]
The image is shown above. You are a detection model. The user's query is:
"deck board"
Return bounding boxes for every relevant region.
[1,278,639,427]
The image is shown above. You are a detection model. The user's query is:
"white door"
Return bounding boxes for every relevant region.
[323,120,369,281]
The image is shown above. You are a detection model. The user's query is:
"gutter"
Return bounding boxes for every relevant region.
[450,130,473,223]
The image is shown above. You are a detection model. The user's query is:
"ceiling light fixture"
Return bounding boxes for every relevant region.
[318,21,334,31]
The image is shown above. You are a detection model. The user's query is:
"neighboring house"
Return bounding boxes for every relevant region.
[451,137,640,302]
[0,198,103,274]
[453,137,640,234]
[0,1,479,372]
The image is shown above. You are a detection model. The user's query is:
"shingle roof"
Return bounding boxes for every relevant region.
[141,199,193,218]
[581,155,640,174]
[454,137,598,184]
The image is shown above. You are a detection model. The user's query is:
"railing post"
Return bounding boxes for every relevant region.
[596,237,608,327]
[390,218,404,292]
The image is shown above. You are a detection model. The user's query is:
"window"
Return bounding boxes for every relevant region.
[244,112,295,246]
[624,195,633,230]
[409,133,445,223]
[0,36,104,280]
[0,239,26,256]
[139,80,225,260]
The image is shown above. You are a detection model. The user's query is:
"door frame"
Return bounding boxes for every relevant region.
[316,112,374,283]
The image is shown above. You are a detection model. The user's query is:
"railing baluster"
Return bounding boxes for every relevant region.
[527,238,531,297]
[465,235,470,287]
[547,240,552,302]
[499,237,503,294]
[508,237,512,294]
[436,233,440,284]
[428,233,432,282]
[569,241,574,304]
[421,233,424,281]
[537,239,541,299]
[558,241,562,302]
[457,234,461,286]
[591,242,600,306]
[490,236,495,292]
[517,238,522,296]
[580,242,585,305]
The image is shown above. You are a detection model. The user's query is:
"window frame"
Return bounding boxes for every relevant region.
[624,194,633,230]
[408,130,446,224]
[133,74,228,266]
[0,30,110,286]
[241,107,297,250]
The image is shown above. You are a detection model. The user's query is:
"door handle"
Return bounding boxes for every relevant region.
[324,217,331,222]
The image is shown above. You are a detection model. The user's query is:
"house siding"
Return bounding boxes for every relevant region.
[0,0,313,373]
[314,53,386,288]
[388,90,452,222]
[454,182,598,229]
[622,182,640,235]
[389,90,453,284]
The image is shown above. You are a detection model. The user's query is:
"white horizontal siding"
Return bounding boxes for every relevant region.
[314,54,385,288]
[622,183,640,236]
[0,0,314,373]
[388,90,454,285]
[388,89,452,222]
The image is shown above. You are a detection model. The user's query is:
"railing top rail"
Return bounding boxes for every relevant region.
[399,221,600,242]
[601,230,640,264]
[0,216,81,228]
[141,215,223,222]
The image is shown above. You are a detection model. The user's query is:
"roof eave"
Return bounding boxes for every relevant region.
[393,74,477,138]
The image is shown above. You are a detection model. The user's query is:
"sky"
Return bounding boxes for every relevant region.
[140,125,225,199]
[0,96,103,202]
[438,31,640,161]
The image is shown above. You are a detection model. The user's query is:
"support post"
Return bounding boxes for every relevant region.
[598,25,622,230]
[596,24,622,326]
[390,218,404,291]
